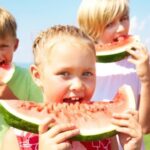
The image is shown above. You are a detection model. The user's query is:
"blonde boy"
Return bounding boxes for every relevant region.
[0,7,42,146]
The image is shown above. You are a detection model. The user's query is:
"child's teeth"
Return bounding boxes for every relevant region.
[72,97,79,101]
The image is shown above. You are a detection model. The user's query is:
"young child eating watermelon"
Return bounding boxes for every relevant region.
[0,7,43,147]
[77,0,150,149]
[1,25,142,150]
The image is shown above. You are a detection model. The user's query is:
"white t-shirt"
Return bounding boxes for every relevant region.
[92,59,140,106]
[92,58,144,150]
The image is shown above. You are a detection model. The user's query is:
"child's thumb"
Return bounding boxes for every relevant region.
[39,117,55,134]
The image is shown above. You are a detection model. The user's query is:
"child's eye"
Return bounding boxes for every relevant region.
[120,15,129,22]
[82,72,93,77]
[106,22,114,28]
[59,72,70,77]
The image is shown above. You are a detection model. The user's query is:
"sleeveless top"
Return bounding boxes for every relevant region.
[15,129,111,150]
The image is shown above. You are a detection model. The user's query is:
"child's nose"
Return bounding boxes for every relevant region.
[70,78,84,91]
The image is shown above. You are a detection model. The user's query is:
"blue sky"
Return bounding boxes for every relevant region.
[0,0,150,63]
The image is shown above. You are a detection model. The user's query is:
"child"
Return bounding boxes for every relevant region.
[77,0,150,149]
[1,25,142,150]
[0,7,43,145]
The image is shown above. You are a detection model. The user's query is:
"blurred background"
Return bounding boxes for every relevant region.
[0,0,150,64]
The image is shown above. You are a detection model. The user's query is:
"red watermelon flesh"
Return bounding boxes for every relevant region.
[96,35,140,62]
[0,84,135,141]
[95,35,135,52]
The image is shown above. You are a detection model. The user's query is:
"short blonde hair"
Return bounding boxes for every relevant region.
[77,0,129,41]
[33,25,95,66]
[0,7,17,38]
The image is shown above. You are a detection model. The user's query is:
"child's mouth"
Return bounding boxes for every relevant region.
[113,35,128,42]
[0,60,6,67]
[63,97,83,103]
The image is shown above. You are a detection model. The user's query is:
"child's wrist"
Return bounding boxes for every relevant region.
[141,79,150,87]
[140,73,150,84]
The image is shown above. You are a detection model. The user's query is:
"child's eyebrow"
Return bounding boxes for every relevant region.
[56,66,95,71]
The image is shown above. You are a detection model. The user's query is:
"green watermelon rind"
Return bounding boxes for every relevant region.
[0,102,117,141]
[0,85,135,141]
[96,35,140,63]
[96,50,129,63]
[0,104,38,133]
[71,129,117,141]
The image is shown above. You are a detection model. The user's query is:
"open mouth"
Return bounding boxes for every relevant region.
[113,35,128,42]
[63,97,84,103]
[0,60,6,67]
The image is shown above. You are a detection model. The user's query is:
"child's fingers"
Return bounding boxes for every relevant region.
[129,42,147,54]
[57,142,72,150]
[125,109,139,121]
[46,123,79,139]
[116,123,142,139]
[112,110,142,138]
[115,126,136,137]
[116,127,128,134]
[53,127,80,143]
[127,44,148,61]
[39,117,55,134]
[111,117,129,127]
[112,109,138,120]
[112,113,132,121]
[126,48,141,60]
[112,110,139,127]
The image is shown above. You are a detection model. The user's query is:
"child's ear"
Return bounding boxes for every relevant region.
[30,64,42,88]
[14,38,19,51]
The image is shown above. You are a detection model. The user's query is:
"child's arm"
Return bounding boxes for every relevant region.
[111,110,142,150]
[127,45,150,133]
[39,118,80,150]
[1,128,20,150]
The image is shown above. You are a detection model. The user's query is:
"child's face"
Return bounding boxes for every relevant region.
[32,40,96,103]
[0,35,18,66]
[99,14,129,44]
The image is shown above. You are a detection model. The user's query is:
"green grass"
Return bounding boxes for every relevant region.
[144,134,150,150]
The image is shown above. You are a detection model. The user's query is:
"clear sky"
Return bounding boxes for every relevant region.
[0,0,150,63]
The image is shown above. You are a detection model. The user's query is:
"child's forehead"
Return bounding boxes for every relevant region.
[34,30,95,66]
[46,35,93,51]
[44,39,95,62]
[0,34,15,41]
[50,38,94,54]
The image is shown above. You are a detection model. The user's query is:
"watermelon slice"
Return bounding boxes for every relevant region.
[0,63,15,84]
[0,84,135,141]
[96,35,140,63]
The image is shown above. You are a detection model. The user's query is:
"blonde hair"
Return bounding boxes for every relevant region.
[0,7,17,38]
[77,0,129,41]
[33,25,95,66]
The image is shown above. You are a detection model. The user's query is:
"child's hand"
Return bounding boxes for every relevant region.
[38,117,80,150]
[127,44,150,83]
[111,110,142,150]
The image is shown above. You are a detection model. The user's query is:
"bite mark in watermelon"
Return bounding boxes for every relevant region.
[0,84,135,141]
[96,35,140,63]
